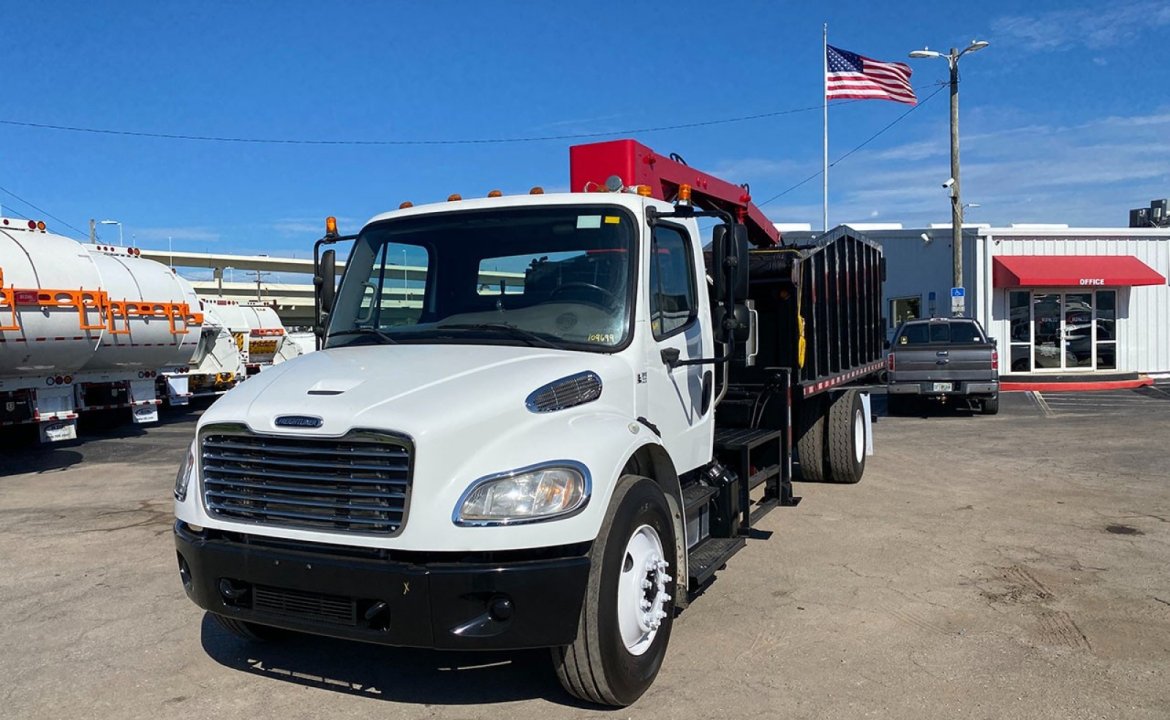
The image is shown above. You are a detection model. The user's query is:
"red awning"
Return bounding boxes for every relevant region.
[992,255,1166,288]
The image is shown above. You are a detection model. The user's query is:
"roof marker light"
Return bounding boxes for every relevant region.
[487,189,503,198]
[635,185,652,197]
[448,193,462,202]
[399,201,414,209]
[529,186,544,195]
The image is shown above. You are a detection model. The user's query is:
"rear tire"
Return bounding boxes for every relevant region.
[825,390,866,484]
[212,614,287,642]
[795,398,827,482]
[552,475,677,707]
[981,395,1000,415]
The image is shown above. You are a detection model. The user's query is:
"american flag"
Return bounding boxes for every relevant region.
[826,45,917,105]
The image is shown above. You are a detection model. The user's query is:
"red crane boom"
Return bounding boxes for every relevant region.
[569,139,781,248]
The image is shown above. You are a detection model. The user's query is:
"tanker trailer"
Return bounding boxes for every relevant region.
[239,302,301,370]
[0,218,203,442]
[161,299,244,404]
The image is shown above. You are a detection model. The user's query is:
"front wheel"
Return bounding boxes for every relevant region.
[552,475,677,706]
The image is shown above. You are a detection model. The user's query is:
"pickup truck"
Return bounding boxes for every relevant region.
[886,318,999,415]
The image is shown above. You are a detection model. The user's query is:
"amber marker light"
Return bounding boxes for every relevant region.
[36,221,46,231]
[399,201,414,209]
[448,193,462,202]
[677,184,692,204]
[325,216,338,237]
[487,189,503,198]
[635,185,652,197]
[529,186,544,195]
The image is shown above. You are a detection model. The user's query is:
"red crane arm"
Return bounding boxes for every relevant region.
[569,139,781,248]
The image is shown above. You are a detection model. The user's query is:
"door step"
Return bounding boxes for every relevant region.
[687,536,746,589]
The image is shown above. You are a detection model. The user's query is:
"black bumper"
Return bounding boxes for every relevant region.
[174,522,590,650]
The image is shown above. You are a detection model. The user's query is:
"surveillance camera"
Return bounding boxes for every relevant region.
[942,178,955,188]
[920,233,932,243]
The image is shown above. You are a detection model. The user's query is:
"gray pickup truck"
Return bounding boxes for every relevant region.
[886,318,1000,415]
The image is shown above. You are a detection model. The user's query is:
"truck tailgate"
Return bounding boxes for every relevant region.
[891,343,996,382]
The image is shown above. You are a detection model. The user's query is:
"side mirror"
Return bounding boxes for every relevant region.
[711,223,749,301]
[316,249,337,314]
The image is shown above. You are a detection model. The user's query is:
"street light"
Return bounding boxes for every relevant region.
[99,219,123,246]
[909,40,989,315]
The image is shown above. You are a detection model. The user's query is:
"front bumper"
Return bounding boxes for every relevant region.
[887,381,998,396]
[174,521,590,650]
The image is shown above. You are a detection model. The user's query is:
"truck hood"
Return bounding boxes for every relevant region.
[199,344,634,438]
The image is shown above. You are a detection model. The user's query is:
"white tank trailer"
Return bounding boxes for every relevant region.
[160,300,245,405]
[202,299,301,374]
[0,219,204,442]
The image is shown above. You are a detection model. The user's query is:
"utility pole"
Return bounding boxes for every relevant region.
[948,48,963,308]
[909,40,989,317]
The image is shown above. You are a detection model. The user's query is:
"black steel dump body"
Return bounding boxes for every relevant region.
[731,226,885,398]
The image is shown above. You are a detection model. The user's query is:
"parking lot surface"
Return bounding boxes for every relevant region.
[1,389,1168,719]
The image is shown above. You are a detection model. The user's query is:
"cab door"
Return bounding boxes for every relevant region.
[642,221,713,474]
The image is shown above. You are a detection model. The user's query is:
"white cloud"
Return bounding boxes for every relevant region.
[770,110,1170,228]
[992,2,1170,51]
[131,226,221,243]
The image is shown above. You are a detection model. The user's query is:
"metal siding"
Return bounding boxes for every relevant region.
[986,234,1170,373]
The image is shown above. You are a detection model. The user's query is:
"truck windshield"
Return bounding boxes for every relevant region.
[326,205,636,351]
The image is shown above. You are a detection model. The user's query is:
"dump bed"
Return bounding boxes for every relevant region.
[733,226,885,398]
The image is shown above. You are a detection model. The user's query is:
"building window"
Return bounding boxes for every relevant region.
[889,296,921,329]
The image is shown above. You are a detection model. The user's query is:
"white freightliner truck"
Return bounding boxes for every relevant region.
[173,140,885,706]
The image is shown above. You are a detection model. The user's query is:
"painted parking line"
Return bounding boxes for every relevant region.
[1034,388,1169,416]
[1028,391,1055,418]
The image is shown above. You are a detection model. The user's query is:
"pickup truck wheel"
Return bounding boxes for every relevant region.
[796,398,827,482]
[552,475,676,707]
[212,614,287,642]
[825,390,865,484]
[981,395,1000,415]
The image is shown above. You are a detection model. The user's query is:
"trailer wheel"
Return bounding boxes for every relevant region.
[796,398,827,482]
[980,395,1000,415]
[211,614,287,642]
[552,475,676,707]
[825,390,866,484]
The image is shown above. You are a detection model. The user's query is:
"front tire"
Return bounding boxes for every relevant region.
[552,475,677,707]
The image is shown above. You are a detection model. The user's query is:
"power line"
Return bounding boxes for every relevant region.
[0,95,919,146]
[759,83,948,207]
[0,183,90,239]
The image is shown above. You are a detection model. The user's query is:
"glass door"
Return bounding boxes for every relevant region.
[1017,290,1117,372]
[1032,293,1063,370]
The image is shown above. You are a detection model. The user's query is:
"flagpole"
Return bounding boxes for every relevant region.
[822,22,829,232]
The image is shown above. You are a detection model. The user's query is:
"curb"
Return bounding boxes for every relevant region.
[1002,378,1153,392]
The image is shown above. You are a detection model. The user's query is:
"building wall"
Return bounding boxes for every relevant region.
[975,231,1170,374]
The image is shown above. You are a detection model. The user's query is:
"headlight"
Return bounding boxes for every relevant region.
[454,461,590,526]
[174,442,196,501]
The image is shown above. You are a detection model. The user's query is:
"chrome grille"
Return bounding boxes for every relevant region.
[200,429,411,535]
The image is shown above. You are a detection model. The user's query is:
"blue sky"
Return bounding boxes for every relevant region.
[2,0,1168,265]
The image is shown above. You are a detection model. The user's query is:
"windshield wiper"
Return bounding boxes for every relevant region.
[328,328,399,345]
[433,323,563,349]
